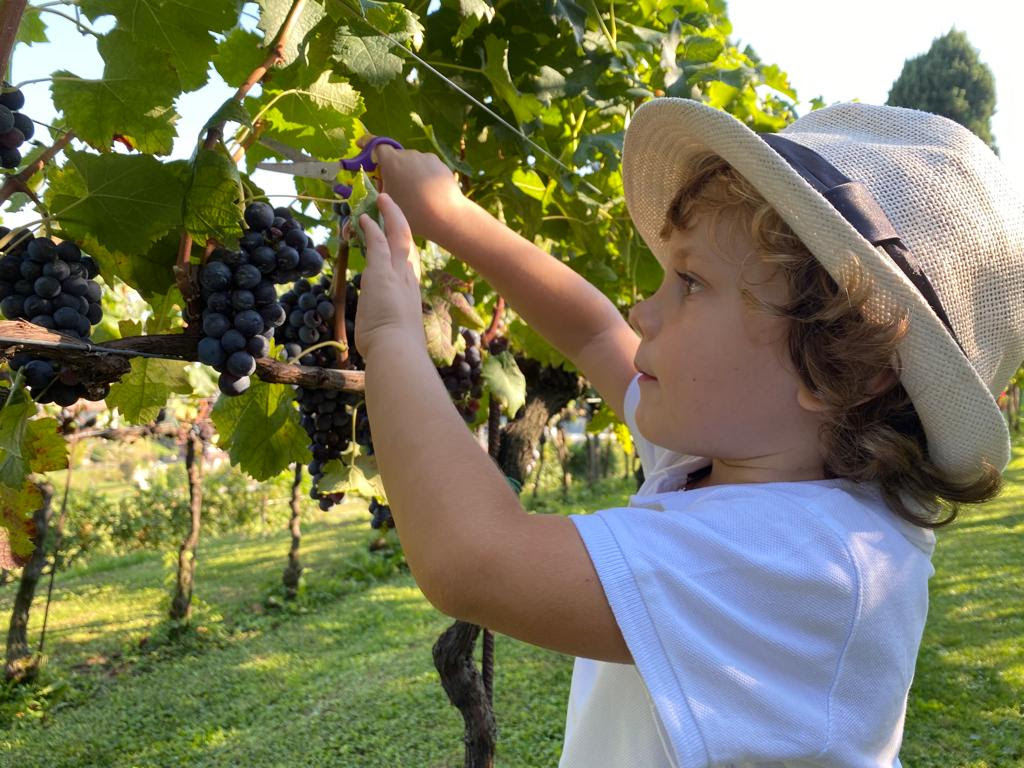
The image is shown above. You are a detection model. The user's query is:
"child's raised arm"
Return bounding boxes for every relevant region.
[373,144,640,416]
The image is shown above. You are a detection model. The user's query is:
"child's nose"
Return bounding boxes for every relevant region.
[628,298,656,339]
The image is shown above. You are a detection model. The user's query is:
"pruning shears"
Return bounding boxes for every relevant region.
[255,136,404,199]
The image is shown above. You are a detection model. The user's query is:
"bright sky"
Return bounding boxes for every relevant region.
[727,0,1021,179]
[4,1,1020,227]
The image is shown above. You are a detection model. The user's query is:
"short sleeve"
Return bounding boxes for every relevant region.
[570,488,860,767]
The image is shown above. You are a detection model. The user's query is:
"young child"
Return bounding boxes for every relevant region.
[350,100,1024,766]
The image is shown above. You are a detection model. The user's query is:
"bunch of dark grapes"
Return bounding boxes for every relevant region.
[0,231,107,405]
[368,498,393,530]
[277,273,372,510]
[438,328,484,422]
[196,202,324,397]
[0,83,33,170]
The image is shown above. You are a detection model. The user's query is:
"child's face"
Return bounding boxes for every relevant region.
[629,210,826,484]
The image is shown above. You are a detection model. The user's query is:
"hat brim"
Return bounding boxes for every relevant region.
[622,98,1009,480]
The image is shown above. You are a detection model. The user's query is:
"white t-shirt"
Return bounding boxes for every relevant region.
[559,374,936,767]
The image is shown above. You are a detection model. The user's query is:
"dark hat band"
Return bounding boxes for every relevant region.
[761,133,963,353]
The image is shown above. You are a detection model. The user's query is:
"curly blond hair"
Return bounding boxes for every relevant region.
[659,152,1001,528]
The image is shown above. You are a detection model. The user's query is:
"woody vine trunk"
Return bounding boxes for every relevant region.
[169,428,204,623]
[4,480,53,683]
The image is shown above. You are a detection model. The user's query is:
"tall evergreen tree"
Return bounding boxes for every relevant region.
[887,28,998,152]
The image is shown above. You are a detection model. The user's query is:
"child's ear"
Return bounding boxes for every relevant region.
[796,382,829,413]
[796,369,899,413]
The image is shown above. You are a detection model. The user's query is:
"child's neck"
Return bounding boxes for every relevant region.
[686,458,826,490]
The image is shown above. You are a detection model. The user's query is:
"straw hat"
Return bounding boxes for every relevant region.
[622,99,1024,480]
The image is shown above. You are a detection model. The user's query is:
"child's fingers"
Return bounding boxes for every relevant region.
[376,193,413,266]
[359,213,387,257]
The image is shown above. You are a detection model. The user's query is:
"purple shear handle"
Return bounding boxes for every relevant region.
[334,136,404,199]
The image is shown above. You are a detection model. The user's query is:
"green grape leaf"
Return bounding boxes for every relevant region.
[0,393,67,488]
[246,70,364,167]
[352,1,424,48]
[328,29,404,90]
[544,0,588,44]
[348,169,380,243]
[202,98,253,135]
[213,28,267,87]
[0,393,32,487]
[80,0,239,92]
[422,298,457,366]
[184,147,244,243]
[51,31,180,155]
[45,152,188,257]
[481,35,544,125]
[15,9,48,46]
[0,482,42,568]
[511,168,546,201]
[22,418,68,474]
[452,0,494,46]
[318,444,385,499]
[586,401,617,434]
[681,34,724,64]
[257,0,327,65]
[106,358,192,424]
[82,230,181,300]
[481,349,526,418]
[211,379,311,481]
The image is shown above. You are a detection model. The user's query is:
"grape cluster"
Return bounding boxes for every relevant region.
[0,232,107,405]
[278,273,372,510]
[368,498,393,530]
[0,83,33,170]
[438,327,484,422]
[197,202,324,397]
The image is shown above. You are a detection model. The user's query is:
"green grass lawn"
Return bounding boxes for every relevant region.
[0,450,1021,767]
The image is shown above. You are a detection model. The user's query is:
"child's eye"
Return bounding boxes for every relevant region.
[675,271,703,297]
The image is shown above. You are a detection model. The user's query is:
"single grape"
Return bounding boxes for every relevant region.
[220,328,247,354]
[298,248,324,276]
[0,129,24,150]
[207,291,231,313]
[231,289,255,311]
[33,275,61,298]
[62,276,88,297]
[86,302,103,325]
[244,202,275,232]
[0,105,12,133]
[202,312,231,338]
[259,303,287,327]
[30,314,55,329]
[53,306,79,329]
[200,261,232,291]
[218,372,251,396]
[12,113,32,141]
[225,350,256,377]
[56,241,81,262]
[43,260,70,281]
[233,309,263,337]
[27,238,56,263]
[197,336,226,367]
[0,84,25,111]
[246,334,270,358]
[22,359,54,390]
[234,263,261,289]
[19,260,41,280]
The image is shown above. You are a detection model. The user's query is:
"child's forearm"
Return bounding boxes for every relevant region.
[364,330,525,615]
[442,200,628,363]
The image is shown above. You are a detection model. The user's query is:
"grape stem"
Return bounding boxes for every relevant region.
[290,339,348,362]
[332,236,350,367]
[0,0,28,84]
[0,130,75,205]
[481,296,505,346]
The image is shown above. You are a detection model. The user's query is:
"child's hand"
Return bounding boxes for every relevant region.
[354,193,424,359]
[360,134,468,248]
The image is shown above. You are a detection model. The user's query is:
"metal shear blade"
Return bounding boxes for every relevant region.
[255,136,404,198]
